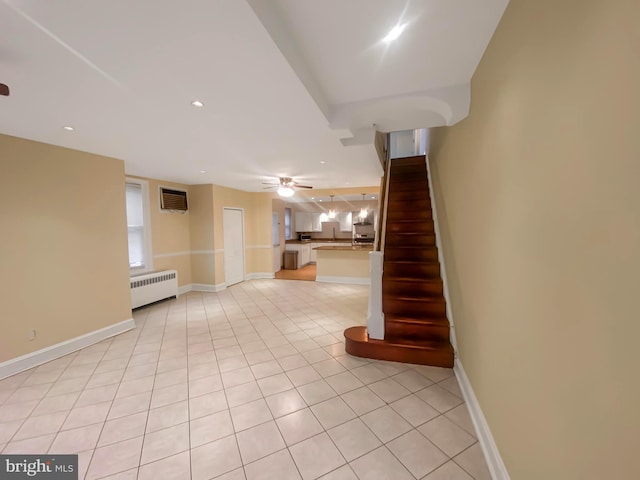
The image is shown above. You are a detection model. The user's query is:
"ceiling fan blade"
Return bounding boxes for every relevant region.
[0,83,9,96]
[294,185,313,189]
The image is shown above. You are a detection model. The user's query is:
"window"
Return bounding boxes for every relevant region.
[126,179,152,271]
[284,208,292,240]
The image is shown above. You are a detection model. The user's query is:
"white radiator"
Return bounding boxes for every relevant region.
[130,270,178,309]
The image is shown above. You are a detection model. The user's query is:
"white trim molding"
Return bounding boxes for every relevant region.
[193,283,225,292]
[153,251,191,259]
[245,272,275,280]
[367,252,384,340]
[246,245,273,250]
[0,318,136,380]
[154,249,216,259]
[455,359,510,480]
[316,275,370,285]
[425,154,458,352]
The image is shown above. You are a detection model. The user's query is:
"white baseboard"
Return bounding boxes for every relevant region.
[454,359,510,480]
[192,283,220,292]
[246,272,275,280]
[315,275,370,285]
[180,283,226,293]
[0,318,136,381]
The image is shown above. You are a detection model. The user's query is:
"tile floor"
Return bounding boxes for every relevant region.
[0,279,490,480]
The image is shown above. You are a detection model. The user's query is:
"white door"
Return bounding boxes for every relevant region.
[223,208,245,286]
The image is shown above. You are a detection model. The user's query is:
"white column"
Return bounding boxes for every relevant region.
[367,251,385,340]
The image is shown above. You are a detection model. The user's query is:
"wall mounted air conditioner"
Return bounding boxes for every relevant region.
[160,187,188,212]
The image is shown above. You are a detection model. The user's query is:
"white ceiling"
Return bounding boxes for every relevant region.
[0,0,508,192]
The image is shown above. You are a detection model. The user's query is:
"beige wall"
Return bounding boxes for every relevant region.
[272,197,287,268]
[211,185,274,284]
[131,180,276,287]
[428,0,640,478]
[129,176,193,287]
[189,184,215,285]
[0,134,132,362]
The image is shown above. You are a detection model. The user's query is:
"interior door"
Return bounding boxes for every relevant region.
[223,208,245,287]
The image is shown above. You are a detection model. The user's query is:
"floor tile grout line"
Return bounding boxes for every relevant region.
[83,304,156,479]
[2,335,113,453]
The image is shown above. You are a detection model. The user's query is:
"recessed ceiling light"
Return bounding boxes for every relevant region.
[383,24,406,43]
[191,100,204,107]
[320,161,326,164]
[199,170,206,173]
[319,199,323,202]
[371,196,376,199]
[62,126,74,131]
[311,197,315,200]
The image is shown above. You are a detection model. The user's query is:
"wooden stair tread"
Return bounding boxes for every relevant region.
[386,316,449,325]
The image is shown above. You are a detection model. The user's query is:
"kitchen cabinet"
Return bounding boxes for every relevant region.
[285,244,311,268]
[294,212,323,232]
[310,212,323,232]
[294,212,312,232]
[337,211,353,232]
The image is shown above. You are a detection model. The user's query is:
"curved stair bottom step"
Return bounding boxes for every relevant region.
[344,326,454,368]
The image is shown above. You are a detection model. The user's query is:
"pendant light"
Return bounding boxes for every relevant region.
[358,193,368,220]
[328,194,336,219]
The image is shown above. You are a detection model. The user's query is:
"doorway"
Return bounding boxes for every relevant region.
[223,208,245,287]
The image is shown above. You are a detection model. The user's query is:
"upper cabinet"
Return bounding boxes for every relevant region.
[295,209,376,232]
[294,211,323,232]
[337,211,353,232]
[294,211,311,232]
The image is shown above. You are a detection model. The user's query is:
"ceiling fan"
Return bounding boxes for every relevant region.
[263,177,313,197]
[0,83,9,96]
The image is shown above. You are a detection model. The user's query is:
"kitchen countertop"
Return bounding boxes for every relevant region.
[285,239,352,245]
[314,245,374,251]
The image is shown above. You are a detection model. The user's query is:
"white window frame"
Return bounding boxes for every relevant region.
[126,177,153,274]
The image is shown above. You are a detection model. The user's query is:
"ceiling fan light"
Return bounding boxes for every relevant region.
[328,209,336,219]
[277,186,294,197]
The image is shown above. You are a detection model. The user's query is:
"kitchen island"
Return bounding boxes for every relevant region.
[314,244,374,284]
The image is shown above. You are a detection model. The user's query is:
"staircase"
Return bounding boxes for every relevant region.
[344,155,454,367]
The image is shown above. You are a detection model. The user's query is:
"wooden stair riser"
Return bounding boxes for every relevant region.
[383,247,439,262]
[387,190,431,201]
[385,233,437,246]
[385,321,450,342]
[388,183,430,194]
[384,211,433,223]
[387,195,431,206]
[384,261,441,278]
[390,156,427,167]
[383,298,447,316]
[386,221,434,234]
[382,279,444,296]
